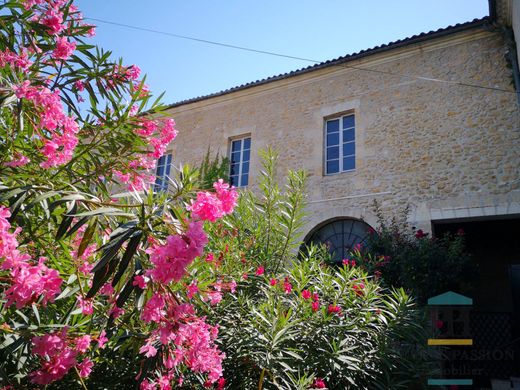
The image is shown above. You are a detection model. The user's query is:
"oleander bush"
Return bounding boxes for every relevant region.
[0,1,431,388]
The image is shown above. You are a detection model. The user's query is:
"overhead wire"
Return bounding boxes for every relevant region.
[87,17,517,95]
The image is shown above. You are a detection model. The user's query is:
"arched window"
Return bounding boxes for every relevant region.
[305,218,372,262]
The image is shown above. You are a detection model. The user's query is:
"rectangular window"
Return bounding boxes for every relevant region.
[229,137,250,187]
[154,153,172,192]
[325,114,355,174]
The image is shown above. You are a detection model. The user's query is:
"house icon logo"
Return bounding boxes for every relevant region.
[427,291,473,387]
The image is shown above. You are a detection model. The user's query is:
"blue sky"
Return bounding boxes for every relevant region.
[75,1,489,105]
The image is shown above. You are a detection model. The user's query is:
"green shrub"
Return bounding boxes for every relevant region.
[349,204,476,304]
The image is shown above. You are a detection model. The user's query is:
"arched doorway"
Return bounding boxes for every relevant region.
[304,218,372,262]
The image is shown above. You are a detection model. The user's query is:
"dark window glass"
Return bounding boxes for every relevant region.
[240,174,249,187]
[327,160,339,174]
[343,156,355,171]
[243,138,251,150]
[242,149,250,162]
[343,128,355,142]
[343,115,355,129]
[232,140,242,152]
[327,146,339,160]
[230,163,239,175]
[305,219,372,263]
[326,132,339,146]
[230,175,239,186]
[326,119,340,133]
[343,142,355,156]
[242,161,250,175]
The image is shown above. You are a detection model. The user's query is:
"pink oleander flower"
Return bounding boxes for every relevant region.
[78,296,93,315]
[269,278,278,286]
[41,8,66,35]
[132,275,147,289]
[188,180,237,222]
[188,191,223,222]
[140,379,155,390]
[302,290,311,299]
[312,300,320,312]
[206,290,222,306]
[255,266,265,276]
[14,82,79,168]
[77,358,93,378]
[283,278,292,294]
[148,221,207,284]
[32,333,65,358]
[74,335,91,353]
[126,65,141,80]
[29,329,77,385]
[229,279,237,293]
[97,330,108,349]
[99,283,114,296]
[141,293,166,323]
[52,37,76,60]
[109,305,124,319]
[187,280,199,299]
[4,257,62,309]
[74,80,84,91]
[3,153,30,167]
[327,304,341,314]
[139,343,157,358]
[213,179,238,214]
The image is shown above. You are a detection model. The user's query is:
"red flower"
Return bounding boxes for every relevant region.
[415,229,427,239]
[312,293,319,301]
[255,266,265,276]
[327,304,341,314]
[216,377,226,390]
[435,320,444,329]
[312,378,327,388]
[269,278,277,286]
[353,283,365,296]
[284,281,292,294]
[457,228,465,236]
[312,301,320,312]
[301,290,311,299]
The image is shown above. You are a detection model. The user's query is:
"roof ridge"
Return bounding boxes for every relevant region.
[165,17,490,109]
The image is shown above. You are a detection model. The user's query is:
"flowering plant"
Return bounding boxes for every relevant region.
[0,0,236,387]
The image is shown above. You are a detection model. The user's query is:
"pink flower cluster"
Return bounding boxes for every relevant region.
[52,36,76,60]
[147,221,208,284]
[188,179,238,222]
[29,328,93,384]
[0,48,32,71]
[14,81,79,168]
[0,206,62,308]
[138,299,224,387]
[115,118,177,192]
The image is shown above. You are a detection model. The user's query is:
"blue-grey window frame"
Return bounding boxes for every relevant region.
[229,136,251,187]
[154,153,172,192]
[324,113,356,175]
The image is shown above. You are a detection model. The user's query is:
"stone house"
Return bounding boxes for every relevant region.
[161,7,518,246]
[156,1,520,383]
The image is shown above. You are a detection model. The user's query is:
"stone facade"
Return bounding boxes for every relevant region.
[163,25,520,240]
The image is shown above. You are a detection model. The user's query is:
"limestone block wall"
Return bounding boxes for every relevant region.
[165,27,520,238]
